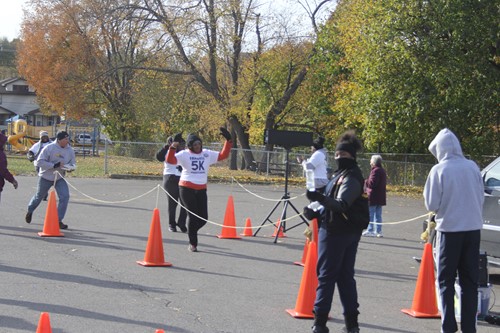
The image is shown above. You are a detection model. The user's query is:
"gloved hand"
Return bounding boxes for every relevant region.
[53,162,61,169]
[12,180,18,189]
[303,207,320,220]
[306,190,325,203]
[27,151,35,162]
[173,132,183,142]
[219,127,231,141]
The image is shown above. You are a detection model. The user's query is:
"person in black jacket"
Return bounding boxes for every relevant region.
[304,131,369,333]
[156,134,187,233]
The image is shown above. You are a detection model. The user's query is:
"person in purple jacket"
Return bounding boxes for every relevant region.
[0,131,19,204]
[362,155,386,237]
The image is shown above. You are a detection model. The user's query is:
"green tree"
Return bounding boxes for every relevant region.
[316,0,499,156]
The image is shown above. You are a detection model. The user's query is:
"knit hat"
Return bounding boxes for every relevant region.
[186,133,202,150]
[40,131,49,138]
[312,136,325,150]
[56,131,69,141]
[335,131,362,159]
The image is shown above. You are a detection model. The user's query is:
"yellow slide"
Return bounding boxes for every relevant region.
[7,119,29,152]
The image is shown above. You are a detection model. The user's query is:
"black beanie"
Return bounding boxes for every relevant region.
[313,136,325,150]
[186,133,202,150]
[56,131,69,141]
[335,131,362,159]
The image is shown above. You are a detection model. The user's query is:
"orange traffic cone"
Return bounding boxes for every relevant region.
[217,195,241,239]
[155,330,165,333]
[286,240,318,318]
[294,239,309,266]
[38,191,63,237]
[294,219,319,266]
[272,219,286,238]
[401,242,440,317]
[312,218,319,243]
[137,208,172,267]
[36,312,52,333]
[240,218,253,237]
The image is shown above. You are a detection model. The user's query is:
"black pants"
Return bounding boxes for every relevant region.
[163,175,187,229]
[437,230,480,333]
[179,186,208,247]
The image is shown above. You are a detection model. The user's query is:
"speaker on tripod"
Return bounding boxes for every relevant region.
[253,129,314,243]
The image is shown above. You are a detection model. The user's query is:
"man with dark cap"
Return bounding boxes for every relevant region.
[297,136,329,192]
[156,134,187,233]
[28,130,53,200]
[303,130,369,333]
[167,127,232,252]
[25,130,76,229]
[0,131,19,204]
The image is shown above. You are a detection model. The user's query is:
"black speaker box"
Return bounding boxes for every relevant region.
[478,251,489,287]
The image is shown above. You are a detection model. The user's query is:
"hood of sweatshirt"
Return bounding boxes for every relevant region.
[428,128,464,163]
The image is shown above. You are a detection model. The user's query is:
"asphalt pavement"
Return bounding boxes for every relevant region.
[0,175,499,332]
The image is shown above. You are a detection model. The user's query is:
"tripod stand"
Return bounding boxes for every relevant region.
[253,148,309,243]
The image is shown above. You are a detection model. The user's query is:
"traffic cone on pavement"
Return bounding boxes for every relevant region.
[36,312,53,333]
[272,219,286,238]
[217,195,241,239]
[137,208,172,267]
[286,240,318,318]
[38,191,64,237]
[240,218,253,236]
[294,218,319,266]
[155,330,165,333]
[401,242,440,317]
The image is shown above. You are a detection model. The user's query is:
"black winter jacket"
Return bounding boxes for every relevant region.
[319,164,369,234]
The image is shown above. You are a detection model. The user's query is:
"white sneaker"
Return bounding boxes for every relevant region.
[362,230,375,237]
[376,233,383,238]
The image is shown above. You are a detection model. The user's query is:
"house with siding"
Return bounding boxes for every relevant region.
[0,77,59,130]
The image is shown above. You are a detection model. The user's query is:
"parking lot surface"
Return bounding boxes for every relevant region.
[0,176,499,332]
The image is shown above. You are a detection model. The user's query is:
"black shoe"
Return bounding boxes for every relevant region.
[59,222,68,230]
[312,325,329,333]
[25,212,32,224]
[341,327,359,333]
[178,224,187,233]
[43,195,48,201]
[168,226,177,232]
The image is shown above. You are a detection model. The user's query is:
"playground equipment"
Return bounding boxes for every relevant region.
[7,119,34,152]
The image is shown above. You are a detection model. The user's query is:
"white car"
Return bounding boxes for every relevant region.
[481,156,500,266]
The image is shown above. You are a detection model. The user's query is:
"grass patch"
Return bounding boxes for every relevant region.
[6,153,422,196]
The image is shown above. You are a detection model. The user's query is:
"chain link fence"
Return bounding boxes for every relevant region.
[96,142,454,186]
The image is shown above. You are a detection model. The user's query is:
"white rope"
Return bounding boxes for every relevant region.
[231,176,305,202]
[56,172,159,204]
[55,172,429,230]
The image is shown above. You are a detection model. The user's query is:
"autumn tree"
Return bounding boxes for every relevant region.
[125,0,334,169]
[18,0,155,141]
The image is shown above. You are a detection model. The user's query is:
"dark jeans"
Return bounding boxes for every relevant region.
[163,175,187,229]
[179,186,208,247]
[314,221,361,316]
[437,230,480,333]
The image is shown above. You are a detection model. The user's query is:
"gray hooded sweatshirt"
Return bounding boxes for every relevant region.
[423,128,484,232]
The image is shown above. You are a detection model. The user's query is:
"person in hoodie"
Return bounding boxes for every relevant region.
[303,131,369,333]
[0,131,19,204]
[424,128,484,333]
[25,131,76,229]
[297,136,329,193]
[167,128,232,252]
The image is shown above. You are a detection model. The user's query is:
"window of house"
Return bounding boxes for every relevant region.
[13,85,29,93]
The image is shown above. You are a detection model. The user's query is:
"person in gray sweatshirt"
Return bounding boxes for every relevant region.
[25,131,76,229]
[424,128,484,333]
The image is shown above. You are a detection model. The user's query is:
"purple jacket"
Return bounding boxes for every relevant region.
[0,133,16,192]
[365,165,386,206]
